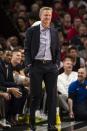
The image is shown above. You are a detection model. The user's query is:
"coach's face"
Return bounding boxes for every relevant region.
[40,10,52,28]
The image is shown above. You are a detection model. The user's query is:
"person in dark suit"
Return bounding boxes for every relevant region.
[0,50,26,125]
[24,7,60,131]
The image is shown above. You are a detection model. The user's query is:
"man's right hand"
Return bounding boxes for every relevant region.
[7,88,22,98]
[69,111,74,119]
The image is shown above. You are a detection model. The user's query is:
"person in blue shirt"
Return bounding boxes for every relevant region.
[68,67,87,120]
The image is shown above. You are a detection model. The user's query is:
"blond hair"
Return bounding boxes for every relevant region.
[39,7,52,16]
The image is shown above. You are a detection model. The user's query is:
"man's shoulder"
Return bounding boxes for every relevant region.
[26,25,40,32]
[69,80,78,91]
[58,72,65,78]
[71,71,78,76]
[71,80,78,84]
[69,80,79,87]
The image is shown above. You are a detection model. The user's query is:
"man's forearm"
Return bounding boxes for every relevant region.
[68,98,73,113]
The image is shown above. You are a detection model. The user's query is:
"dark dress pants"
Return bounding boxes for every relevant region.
[29,61,58,127]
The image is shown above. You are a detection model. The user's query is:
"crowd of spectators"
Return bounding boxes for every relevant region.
[0,0,87,128]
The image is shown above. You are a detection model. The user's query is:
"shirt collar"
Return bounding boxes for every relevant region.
[40,24,50,31]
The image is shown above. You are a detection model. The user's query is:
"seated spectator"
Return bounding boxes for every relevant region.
[67,17,82,41]
[68,67,87,120]
[17,5,27,19]
[16,17,27,40]
[30,3,40,20]
[3,50,12,64]
[6,36,19,50]
[68,46,85,71]
[59,46,85,73]
[62,13,72,40]
[31,3,40,14]
[60,41,69,61]
[78,4,87,19]
[57,57,78,112]
[52,0,63,23]
[68,0,79,19]
[71,23,87,50]
[0,49,27,125]
[68,0,87,19]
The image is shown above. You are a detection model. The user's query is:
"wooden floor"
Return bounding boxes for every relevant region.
[0,121,87,131]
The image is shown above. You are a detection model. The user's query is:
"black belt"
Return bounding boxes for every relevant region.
[34,60,52,64]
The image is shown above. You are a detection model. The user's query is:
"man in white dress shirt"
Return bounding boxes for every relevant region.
[57,57,78,111]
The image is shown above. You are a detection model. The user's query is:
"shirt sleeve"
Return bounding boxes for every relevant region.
[57,76,68,96]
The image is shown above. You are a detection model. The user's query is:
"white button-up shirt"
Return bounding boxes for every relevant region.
[57,71,78,97]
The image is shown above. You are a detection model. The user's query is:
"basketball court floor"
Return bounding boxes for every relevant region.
[0,121,87,131]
